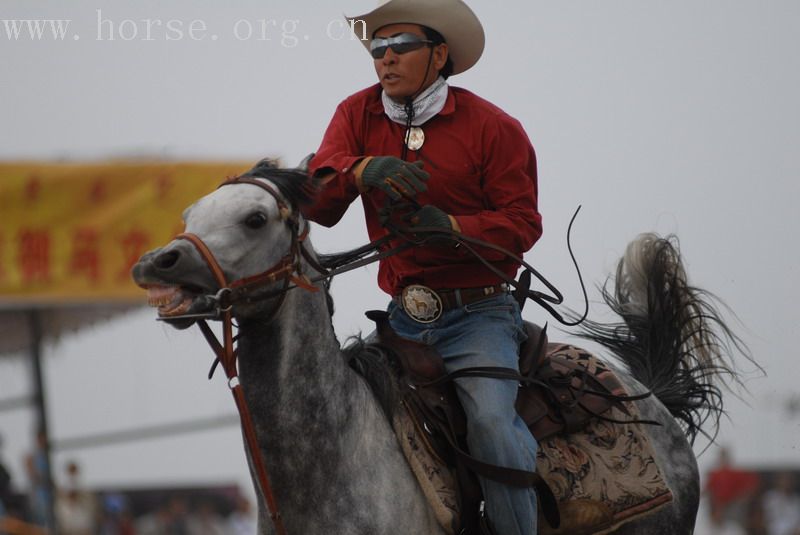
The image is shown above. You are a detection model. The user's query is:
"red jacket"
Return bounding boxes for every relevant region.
[304,84,542,296]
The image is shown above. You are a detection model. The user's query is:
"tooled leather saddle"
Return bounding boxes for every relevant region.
[363,310,638,535]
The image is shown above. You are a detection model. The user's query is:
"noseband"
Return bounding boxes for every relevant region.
[171,175,322,535]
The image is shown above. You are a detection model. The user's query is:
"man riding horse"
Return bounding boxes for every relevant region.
[303,1,542,533]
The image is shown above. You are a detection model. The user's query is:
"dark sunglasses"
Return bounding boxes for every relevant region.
[370,33,434,59]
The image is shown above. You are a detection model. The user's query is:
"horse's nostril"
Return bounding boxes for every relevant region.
[154,250,180,270]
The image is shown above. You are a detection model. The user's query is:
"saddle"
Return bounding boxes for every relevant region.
[363,310,637,535]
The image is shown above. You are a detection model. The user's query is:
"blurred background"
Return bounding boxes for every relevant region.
[1,1,798,534]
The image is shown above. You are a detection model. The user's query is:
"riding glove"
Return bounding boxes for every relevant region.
[359,156,429,201]
[404,205,460,247]
[406,205,453,231]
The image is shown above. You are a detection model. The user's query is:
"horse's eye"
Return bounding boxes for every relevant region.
[244,212,268,229]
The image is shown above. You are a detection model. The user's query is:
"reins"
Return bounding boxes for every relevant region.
[380,203,589,325]
[247,202,590,327]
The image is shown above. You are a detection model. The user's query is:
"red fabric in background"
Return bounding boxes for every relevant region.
[706,467,761,508]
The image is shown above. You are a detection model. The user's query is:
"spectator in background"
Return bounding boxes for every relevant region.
[0,433,11,519]
[705,447,760,531]
[55,460,97,535]
[25,429,53,528]
[135,503,172,535]
[762,472,800,535]
[226,497,256,535]
[137,497,189,535]
[163,497,189,535]
[98,493,135,535]
[186,501,226,535]
[1,434,45,535]
[744,497,769,535]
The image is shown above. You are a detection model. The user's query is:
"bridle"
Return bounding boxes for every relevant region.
[172,175,321,535]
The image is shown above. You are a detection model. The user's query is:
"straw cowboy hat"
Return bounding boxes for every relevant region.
[347,0,485,75]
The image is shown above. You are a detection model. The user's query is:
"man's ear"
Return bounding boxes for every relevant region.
[434,43,449,72]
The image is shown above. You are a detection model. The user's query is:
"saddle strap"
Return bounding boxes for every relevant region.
[418,366,527,388]
[421,365,655,406]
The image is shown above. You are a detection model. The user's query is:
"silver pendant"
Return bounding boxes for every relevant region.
[405,127,425,151]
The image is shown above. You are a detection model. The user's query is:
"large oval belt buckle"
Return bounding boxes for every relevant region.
[401,284,442,323]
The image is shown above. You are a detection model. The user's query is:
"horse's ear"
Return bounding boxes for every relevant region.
[244,158,280,178]
[296,153,315,174]
[258,158,280,169]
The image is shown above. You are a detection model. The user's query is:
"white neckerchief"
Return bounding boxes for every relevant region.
[382,76,449,126]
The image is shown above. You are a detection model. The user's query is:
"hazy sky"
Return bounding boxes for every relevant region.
[1,0,798,513]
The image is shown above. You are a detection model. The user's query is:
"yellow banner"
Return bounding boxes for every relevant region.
[0,161,253,305]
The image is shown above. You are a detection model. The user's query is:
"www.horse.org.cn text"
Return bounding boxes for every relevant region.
[1,10,370,46]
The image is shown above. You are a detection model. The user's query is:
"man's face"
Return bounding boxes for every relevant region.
[372,23,448,102]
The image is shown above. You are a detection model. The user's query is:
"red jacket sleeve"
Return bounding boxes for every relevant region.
[302,100,365,227]
[453,112,542,259]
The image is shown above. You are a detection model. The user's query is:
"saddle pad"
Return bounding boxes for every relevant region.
[535,345,674,534]
[393,404,460,534]
[393,347,673,535]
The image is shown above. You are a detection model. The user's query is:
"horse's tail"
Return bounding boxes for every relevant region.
[573,233,751,445]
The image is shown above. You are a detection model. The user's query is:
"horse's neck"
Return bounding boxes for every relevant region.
[236,284,361,440]
[233,267,441,533]
[236,282,403,514]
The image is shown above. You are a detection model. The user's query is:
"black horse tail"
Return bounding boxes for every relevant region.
[573,233,753,445]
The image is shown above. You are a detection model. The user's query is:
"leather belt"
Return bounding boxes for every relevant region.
[395,284,509,323]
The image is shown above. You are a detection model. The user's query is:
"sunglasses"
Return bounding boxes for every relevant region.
[370,33,434,59]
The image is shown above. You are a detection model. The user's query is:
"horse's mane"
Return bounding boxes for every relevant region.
[343,336,403,422]
[241,158,318,209]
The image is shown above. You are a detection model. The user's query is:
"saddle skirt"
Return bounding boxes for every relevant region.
[362,311,674,535]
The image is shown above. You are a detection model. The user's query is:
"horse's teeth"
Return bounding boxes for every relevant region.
[143,285,196,316]
[146,286,181,308]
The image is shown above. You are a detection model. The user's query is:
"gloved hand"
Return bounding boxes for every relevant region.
[359,156,429,201]
[404,205,458,246]
[405,205,453,232]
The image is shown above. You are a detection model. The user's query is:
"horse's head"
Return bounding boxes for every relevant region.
[131,158,317,326]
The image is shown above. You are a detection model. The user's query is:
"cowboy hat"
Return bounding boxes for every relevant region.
[347,0,485,75]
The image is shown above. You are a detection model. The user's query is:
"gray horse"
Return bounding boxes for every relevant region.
[132,160,748,534]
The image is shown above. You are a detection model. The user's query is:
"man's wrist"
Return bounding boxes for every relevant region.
[448,215,461,232]
[353,156,373,192]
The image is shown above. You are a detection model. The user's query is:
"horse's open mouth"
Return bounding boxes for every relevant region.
[144,285,203,317]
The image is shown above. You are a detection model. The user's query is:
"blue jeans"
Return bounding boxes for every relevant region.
[388,292,539,535]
